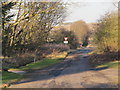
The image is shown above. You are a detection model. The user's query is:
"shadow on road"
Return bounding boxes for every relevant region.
[11,47,115,87]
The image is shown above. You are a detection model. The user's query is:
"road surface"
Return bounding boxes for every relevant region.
[10,47,118,88]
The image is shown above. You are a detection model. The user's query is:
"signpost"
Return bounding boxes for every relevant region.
[64,37,68,44]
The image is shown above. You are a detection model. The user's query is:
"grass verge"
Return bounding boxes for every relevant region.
[2,48,69,88]
[89,51,119,67]
[16,58,62,71]
[96,61,120,69]
[2,71,23,88]
[2,51,68,88]
[9,51,68,71]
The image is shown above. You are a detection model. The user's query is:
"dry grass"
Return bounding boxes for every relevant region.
[89,52,118,66]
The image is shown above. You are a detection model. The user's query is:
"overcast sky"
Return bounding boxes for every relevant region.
[64,0,118,23]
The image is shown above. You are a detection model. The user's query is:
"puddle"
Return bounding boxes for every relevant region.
[8,70,26,75]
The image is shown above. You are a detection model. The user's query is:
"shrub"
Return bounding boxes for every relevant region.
[2,43,69,71]
[94,12,118,52]
[48,28,80,49]
[2,53,35,71]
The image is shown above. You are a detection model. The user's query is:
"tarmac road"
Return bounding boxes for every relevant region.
[10,47,118,88]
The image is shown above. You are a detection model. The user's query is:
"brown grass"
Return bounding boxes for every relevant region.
[89,52,118,66]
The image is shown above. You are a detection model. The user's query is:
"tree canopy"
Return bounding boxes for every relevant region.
[1,1,66,56]
[70,20,90,46]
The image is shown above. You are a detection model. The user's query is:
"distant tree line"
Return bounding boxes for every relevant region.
[70,20,90,47]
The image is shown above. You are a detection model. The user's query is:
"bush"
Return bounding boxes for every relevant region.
[89,52,118,66]
[94,12,118,52]
[48,28,80,49]
[2,43,69,71]
[36,43,70,58]
[2,52,35,71]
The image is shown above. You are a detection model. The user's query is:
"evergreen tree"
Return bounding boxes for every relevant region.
[1,2,16,56]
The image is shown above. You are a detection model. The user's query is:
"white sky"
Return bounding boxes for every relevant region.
[64,0,118,23]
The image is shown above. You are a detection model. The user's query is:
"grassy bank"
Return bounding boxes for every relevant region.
[96,61,120,69]
[89,51,119,67]
[2,71,23,87]
[11,58,63,71]
[2,51,68,87]
[9,51,67,71]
